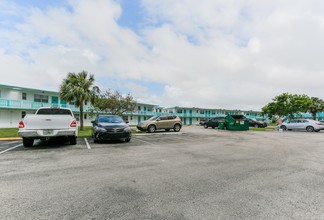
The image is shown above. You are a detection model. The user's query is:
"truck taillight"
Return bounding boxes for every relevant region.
[70,120,77,127]
[19,121,25,128]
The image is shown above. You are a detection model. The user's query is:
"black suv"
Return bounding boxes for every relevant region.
[203,117,225,128]
[248,118,267,128]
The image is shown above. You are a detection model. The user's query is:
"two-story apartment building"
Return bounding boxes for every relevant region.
[163,106,264,125]
[0,84,270,128]
[0,84,162,127]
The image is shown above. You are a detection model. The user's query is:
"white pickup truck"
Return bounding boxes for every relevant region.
[18,107,78,147]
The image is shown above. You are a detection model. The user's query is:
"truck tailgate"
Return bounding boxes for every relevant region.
[23,115,72,130]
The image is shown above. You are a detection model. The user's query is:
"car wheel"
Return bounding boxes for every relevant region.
[204,124,208,129]
[306,126,314,132]
[125,138,131,142]
[23,137,34,148]
[315,130,320,132]
[69,136,77,145]
[254,124,259,128]
[280,125,287,131]
[173,124,181,132]
[148,125,156,133]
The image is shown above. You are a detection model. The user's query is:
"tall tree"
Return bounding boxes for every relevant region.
[262,93,311,119]
[90,89,136,116]
[307,97,324,120]
[60,71,99,130]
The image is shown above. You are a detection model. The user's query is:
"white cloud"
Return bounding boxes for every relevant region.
[1,0,324,110]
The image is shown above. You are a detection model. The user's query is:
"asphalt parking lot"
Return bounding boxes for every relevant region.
[1,126,324,219]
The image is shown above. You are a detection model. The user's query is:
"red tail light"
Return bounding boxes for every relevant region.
[316,123,322,126]
[70,120,77,127]
[19,121,25,128]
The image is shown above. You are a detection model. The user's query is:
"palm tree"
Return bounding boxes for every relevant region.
[60,71,99,130]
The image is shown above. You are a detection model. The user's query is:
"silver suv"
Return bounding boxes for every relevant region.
[137,115,182,133]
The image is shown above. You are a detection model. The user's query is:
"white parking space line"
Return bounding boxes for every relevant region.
[133,137,157,146]
[0,144,23,155]
[84,138,91,149]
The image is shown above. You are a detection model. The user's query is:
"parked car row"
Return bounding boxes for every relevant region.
[91,114,183,143]
[19,107,323,148]
[86,116,324,144]
[201,117,267,129]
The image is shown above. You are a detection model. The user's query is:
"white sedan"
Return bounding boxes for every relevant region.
[280,119,323,132]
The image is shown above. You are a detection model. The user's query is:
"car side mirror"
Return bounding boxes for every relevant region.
[125,120,129,124]
[91,120,96,124]
[156,119,161,121]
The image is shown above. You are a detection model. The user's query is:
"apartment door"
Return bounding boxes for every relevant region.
[60,99,66,107]
[52,96,58,106]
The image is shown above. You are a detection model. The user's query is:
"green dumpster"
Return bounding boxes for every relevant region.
[218,120,226,130]
[225,115,249,131]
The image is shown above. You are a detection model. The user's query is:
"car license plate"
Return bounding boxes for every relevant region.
[43,129,53,135]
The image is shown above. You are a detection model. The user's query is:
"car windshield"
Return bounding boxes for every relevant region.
[98,116,124,123]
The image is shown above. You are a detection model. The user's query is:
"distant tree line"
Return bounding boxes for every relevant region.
[262,93,324,120]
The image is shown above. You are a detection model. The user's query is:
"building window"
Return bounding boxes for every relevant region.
[34,94,48,103]
[0,89,1,98]
[22,93,27,100]
[138,106,141,111]
[85,100,88,105]
[21,111,26,118]
[177,109,183,113]
[84,114,87,119]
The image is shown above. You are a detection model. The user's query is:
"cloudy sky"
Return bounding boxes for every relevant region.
[1,0,324,111]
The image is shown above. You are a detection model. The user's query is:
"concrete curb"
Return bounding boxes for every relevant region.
[0,137,22,141]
